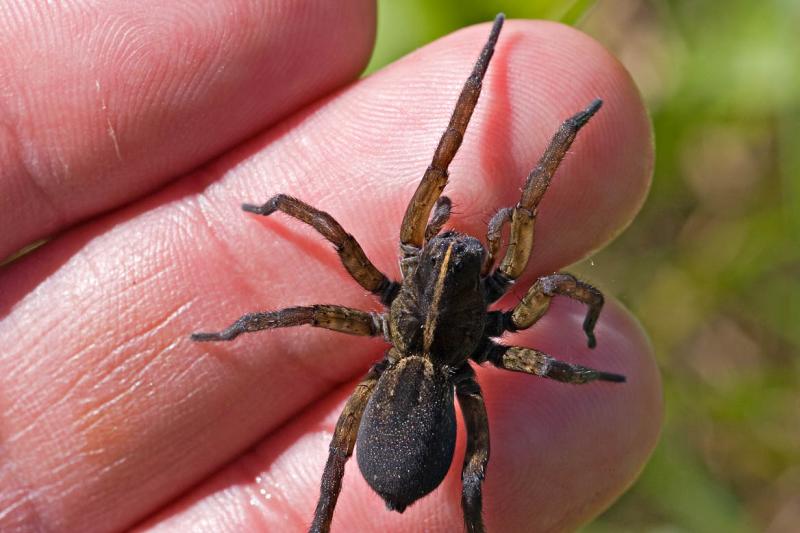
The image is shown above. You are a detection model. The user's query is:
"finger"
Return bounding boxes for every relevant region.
[0,0,376,259]
[0,19,652,532]
[134,298,661,532]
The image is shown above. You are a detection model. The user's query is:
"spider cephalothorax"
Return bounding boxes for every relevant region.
[192,13,624,533]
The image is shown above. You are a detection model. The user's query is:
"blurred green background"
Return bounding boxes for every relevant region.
[368,1,800,531]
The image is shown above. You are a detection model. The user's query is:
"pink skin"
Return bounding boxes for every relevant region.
[0,0,376,259]
[0,6,660,533]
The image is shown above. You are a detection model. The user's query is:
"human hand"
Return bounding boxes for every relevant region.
[0,3,660,531]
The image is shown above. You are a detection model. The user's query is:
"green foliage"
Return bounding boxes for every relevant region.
[370,0,799,530]
[366,0,598,73]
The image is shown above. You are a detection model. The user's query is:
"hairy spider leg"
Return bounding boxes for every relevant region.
[310,359,388,533]
[455,365,490,533]
[399,13,504,278]
[503,273,604,348]
[484,99,603,303]
[424,196,453,242]
[481,207,513,276]
[190,305,386,342]
[476,340,626,384]
[243,194,399,304]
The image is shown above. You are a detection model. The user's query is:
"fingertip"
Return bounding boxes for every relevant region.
[475,297,661,530]
[302,18,653,273]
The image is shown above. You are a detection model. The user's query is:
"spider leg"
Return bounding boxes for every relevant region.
[485,100,603,302]
[475,340,625,384]
[481,207,512,276]
[485,273,603,348]
[310,357,388,533]
[190,305,386,342]
[425,196,452,242]
[242,194,399,304]
[399,14,504,277]
[454,365,490,533]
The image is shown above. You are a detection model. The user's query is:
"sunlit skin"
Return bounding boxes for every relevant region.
[0,3,660,532]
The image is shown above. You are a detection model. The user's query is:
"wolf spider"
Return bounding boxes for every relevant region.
[191,13,625,533]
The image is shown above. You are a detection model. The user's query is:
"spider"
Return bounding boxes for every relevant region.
[191,13,625,533]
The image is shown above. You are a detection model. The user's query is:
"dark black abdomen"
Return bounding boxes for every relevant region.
[356,356,456,513]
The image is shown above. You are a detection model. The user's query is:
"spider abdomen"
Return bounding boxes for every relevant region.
[355,356,456,513]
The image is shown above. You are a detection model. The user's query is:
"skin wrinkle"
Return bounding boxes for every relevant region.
[75,336,171,441]
[3,441,86,532]
[2,247,125,422]
[7,266,191,463]
[96,80,123,161]
[0,108,66,241]
[74,300,196,437]
[3,343,97,445]
[0,463,45,532]
[2,280,90,396]
[46,445,109,481]
[190,193,262,297]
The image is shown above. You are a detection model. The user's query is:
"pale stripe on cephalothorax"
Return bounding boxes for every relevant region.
[422,241,455,352]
